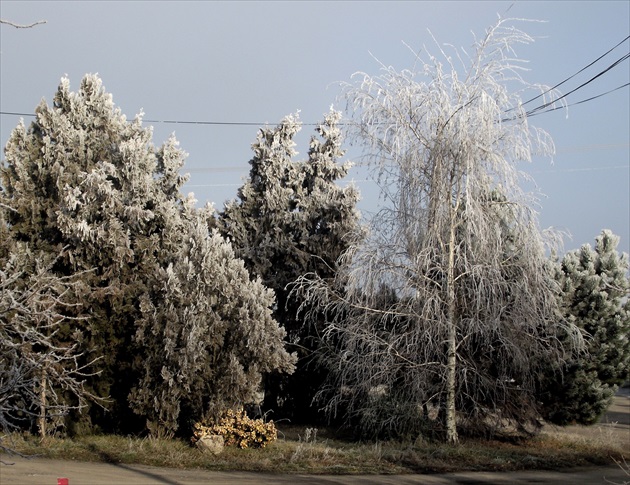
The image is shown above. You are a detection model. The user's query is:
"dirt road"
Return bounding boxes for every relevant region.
[1,391,628,485]
[1,459,628,485]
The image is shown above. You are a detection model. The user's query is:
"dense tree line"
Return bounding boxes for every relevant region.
[0,75,296,438]
[1,20,628,446]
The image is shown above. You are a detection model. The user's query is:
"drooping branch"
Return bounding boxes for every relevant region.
[296,17,580,443]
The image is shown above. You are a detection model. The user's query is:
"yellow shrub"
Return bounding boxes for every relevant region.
[192,409,277,449]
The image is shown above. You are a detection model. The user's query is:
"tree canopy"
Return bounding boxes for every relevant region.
[296,19,580,443]
[1,74,295,437]
[539,230,630,425]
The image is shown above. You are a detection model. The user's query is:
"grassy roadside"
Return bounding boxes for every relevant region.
[2,424,627,475]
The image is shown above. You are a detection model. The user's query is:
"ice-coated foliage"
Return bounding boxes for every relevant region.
[1,74,174,430]
[296,19,579,443]
[218,109,361,420]
[539,230,630,425]
[1,74,295,436]
[0,243,100,446]
[130,210,296,437]
[220,113,304,291]
[220,110,360,299]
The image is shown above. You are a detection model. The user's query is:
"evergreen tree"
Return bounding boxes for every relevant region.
[1,74,176,431]
[218,110,361,421]
[539,230,630,425]
[130,207,296,437]
[1,74,296,435]
[219,113,303,294]
[1,191,100,443]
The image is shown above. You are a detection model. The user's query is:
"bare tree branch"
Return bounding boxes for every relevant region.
[0,248,103,451]
[0,19,47,29]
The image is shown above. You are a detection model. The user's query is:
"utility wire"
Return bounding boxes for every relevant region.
[499,72,629,123]
[1,40,629,126]
[0,111,326,127]
[526,82,630,118]
[509,34,630,111]
[3,79,628,127]
[525,53,630,117]
[498,45,630,122]
[188,165,630,189]
[144,119,287,126]
[183,143,629,173]
[2,71,628,128]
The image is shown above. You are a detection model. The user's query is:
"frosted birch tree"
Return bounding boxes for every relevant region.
[298,19,580,443]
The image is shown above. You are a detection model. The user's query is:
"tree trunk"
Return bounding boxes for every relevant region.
[445,309,458,444]
[39,366,47,439]
[445,214,459,445]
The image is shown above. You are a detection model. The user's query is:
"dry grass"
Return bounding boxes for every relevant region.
[2,423,627,475]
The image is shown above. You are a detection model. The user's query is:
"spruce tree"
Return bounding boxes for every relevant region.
[539,230,630,425]
[130,207,296,437]
[218,110,361,422]
[2,74,173,430]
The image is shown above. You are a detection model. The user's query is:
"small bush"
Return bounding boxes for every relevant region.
[192,409,277,449]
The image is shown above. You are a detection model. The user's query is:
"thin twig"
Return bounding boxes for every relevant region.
[0,19,47,29]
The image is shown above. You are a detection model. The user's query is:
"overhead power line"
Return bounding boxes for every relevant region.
[512,34,630,111]
[0,111,326,127]
[182,144,629,173]
[525,82,630,118]
[525,53,630,117]
[1,38,628,126]
[2,72,628,128]
[187,165,630,189]
[0,18,47,28]
[499,37,630,122]
[3,72,628,126]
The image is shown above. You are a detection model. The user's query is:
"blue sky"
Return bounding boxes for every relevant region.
[1,1,628,254]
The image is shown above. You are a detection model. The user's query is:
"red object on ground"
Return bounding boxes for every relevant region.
[57,479,69,485]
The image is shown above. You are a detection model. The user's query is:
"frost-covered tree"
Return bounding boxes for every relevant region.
[296,19,580,443]
[300,110,362,277]
[539,230,630,425]
[2,74,297,436]
[218,110,360,421]
[0,240,100,448]
[130,208,296,437]
[219,113,303,295]
[1,74,189,431]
